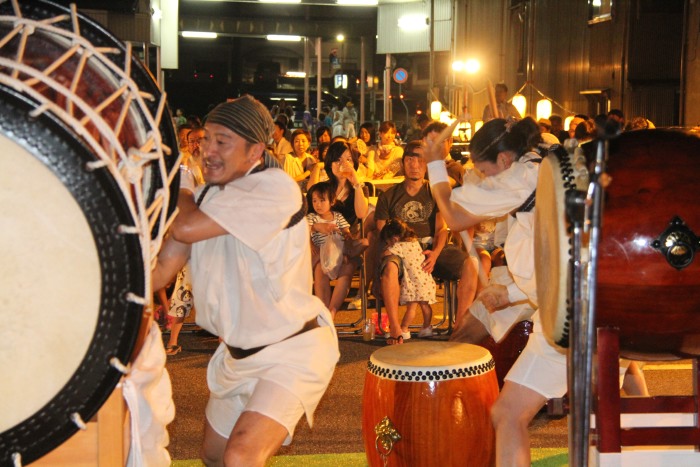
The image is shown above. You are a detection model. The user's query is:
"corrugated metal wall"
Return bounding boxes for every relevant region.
[377,0,452,54]
[464,0,594,121]
[459,0,682,126]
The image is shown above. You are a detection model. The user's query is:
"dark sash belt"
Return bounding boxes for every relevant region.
[227,317,320,360]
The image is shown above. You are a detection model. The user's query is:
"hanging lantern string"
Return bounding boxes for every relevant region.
[512,81,579,116]
[437,81,579,117]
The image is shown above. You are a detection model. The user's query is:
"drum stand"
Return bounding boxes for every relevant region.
[29,387,130,466]
[592,328,700,466]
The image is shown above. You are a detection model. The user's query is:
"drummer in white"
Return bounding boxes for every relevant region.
[424,117,559,466]
[153,95,339,466]
[424,118,647,466]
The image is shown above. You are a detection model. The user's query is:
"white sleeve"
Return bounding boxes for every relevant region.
[450,161,538,217]
[200,169,302,251]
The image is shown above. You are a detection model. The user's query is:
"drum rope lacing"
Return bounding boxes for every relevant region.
[0,3,181,304]
[69,412,87,431]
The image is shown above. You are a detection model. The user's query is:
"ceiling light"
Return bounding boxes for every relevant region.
[266,35,302,41]
[259,0,302,3]
[398,15,429,31]
[181,31,218,39]
[337,0,378,5]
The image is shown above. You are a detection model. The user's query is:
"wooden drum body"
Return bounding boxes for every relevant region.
[536,130,700,360]
[362,342,499,467]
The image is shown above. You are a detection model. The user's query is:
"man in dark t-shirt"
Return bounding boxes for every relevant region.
[374,141,469,343]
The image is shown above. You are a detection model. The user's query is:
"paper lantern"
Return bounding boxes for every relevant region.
[536,99,552,120]
[511,94,526,117]
[430,100,442,120]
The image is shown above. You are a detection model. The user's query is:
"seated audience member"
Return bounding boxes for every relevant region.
[422,121,465,187]
[355,121,377,167]
[380,218,437,343]
[270,118,293,164]
[549,114,569,143]
[566,114,589,141]
[309,141,369,227]
[607,108,625,132]
[367,121,404,179]
[374,141,473,343]
[307,182,357,318]
[625,116,655,131]
[316,126,332,146]
[283,129,316,191]
[308,142,331,186]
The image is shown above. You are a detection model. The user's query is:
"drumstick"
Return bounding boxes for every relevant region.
[487,80,501,119]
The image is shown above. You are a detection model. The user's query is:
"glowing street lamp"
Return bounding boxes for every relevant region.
[452,58,480,74]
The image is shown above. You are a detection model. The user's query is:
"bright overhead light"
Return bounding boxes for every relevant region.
[453,59,480,74]
[181,31,218,39]
[398,14,429,31]
[151,6,162,20]
[266,35,302,41]
[337,0,378,5]
[285,71,307,78]
[259,0,302,3]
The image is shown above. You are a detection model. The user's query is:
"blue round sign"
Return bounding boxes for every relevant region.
[393,67,408,84]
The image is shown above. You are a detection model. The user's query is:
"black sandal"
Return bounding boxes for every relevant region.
[386,335,404,346]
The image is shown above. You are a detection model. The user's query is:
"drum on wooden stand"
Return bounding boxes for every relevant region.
[362,342,498,467]
[0,1,179,465]
[535,130,700,359]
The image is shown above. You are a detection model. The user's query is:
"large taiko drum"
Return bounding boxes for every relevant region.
[535,130,700,360]
[0,2,179,465]
[362,342,498,467]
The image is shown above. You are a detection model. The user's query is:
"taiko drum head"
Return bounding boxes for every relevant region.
[535,146,589,348]
[0,85,144,465]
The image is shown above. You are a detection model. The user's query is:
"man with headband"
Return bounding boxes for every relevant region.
[153,95,339,466]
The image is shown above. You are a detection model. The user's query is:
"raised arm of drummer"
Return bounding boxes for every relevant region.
[424,120,488,232]
[153,182,230,289]
[152,235,191,291]
[168,189,227,244]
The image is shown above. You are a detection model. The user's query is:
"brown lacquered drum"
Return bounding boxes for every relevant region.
[536,130,700,359]
[0,2,178,465]
[362,342,498,467]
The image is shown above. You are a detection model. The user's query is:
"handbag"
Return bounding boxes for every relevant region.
[320,233,345,280]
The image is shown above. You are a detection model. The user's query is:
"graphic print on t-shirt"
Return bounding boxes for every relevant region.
[399,200,432,224]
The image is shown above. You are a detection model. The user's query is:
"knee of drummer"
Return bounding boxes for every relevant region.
[490,392,529,431]
[490,396,511,430]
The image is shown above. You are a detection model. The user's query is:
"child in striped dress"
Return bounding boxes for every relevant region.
[306,181,356,318]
